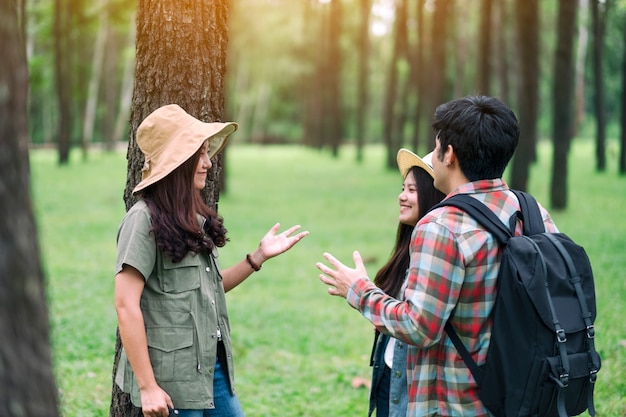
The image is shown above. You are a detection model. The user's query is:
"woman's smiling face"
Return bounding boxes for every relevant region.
[398,171,420,226]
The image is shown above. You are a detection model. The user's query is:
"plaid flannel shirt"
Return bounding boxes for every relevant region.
[347,179,558,416]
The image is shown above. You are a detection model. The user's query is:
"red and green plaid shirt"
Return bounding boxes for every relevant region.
[347,179,558,416]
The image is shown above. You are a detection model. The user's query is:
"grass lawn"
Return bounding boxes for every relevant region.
[30,141,626,416]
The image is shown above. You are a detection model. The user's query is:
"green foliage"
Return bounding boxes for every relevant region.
[31,142,626,416]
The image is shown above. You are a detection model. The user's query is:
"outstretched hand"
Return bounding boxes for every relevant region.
[258,223,309,261]
[316,251,368,299]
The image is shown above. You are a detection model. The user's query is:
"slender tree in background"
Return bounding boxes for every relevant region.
[510,0,539,191]
[621,11,626,175]
[382,0,409,168]
[409,0,426,153]
[494,0,511,105]
[54,0,72,164]
[355,0,372,163]
[476,0,492,95]
[450,1,469,97]
[0,0,60,415]
[590,0,608,172]
[574,0,588,138]
[326,0,343,157]
[551,0,579,209]
[304,1,326,149]
[427,0,450,146]
[109,1,233,415]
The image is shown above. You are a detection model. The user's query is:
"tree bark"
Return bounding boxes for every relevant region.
[427,0,450,146]
[476,0,493,95]
[382,0,408,168]
[510,0,539,191]
[551,0,578,209]
[0,1,60,415]
[590,0,607,171]
[355,0,372,163]
[326,0,343,157]
[619,10,626,175]
[81,6,107,158]
[410,0,426,152]
[112,14,136,147]
[54,0,72,164]
[494,0,511,104]
[110,1,232,415]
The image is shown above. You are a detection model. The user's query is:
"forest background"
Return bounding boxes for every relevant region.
[28,0,626,208]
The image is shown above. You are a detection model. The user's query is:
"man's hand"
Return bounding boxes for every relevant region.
[316,251,369,298]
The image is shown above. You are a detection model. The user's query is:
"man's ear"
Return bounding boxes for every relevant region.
[444,144,456,166]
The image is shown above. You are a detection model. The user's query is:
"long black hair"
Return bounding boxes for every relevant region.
[140,147,228,263]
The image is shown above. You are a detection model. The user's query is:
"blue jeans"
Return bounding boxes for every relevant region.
[170,359,244,417]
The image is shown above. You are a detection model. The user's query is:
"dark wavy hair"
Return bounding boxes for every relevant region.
[373,166,445,297]
[139,147,228,263]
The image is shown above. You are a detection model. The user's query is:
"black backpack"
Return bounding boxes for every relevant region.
[435,190,601,417]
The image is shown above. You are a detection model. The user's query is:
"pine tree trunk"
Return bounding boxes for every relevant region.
[590,0,607,171]
[0,0,60,415]
[110,1,232,415]
[551,0,578,209]
[510,0,539,191]
[476,0,492,95]
[355,0,372,163]
[54,0,72,164]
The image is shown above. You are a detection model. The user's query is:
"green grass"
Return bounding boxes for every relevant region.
[30,141,626,416]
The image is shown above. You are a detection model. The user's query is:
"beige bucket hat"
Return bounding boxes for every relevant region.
[396,148,434,179]
[133,104,238,194]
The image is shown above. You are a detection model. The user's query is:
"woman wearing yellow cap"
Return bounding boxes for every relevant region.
[114,104,308,417]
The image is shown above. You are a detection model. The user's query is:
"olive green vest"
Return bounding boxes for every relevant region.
[115,200,235,409]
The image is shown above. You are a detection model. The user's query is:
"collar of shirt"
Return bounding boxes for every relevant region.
[447,178,509,197]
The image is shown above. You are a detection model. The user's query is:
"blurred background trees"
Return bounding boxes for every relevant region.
[1,0,60,415]
[24,0,626,208]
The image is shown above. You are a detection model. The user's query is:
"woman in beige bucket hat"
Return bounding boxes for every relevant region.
[114,104,309,417]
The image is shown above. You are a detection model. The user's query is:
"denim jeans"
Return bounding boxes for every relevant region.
[170,359,244,417]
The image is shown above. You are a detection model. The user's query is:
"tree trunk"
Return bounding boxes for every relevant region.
[427,0,450,147]
[355,0,372,163]
[476,0,493,95]
[0,0,60,415]
[574,0,589,137]
[54,0,72,164]
[551,0,578,209]
[510,0,539,191]
[112,14,136,147]
[494,0,511,104]
[381,0,402,168]
[326,0,343,157]
[410,0,426,152]
[619,10,626,175]
[110,1,232,415]
[81,6,107,159]
[590,0,607,171]
[392,0,410,162]
[305,2,326,149]
[102,5,121,151]
[452,1,469,98]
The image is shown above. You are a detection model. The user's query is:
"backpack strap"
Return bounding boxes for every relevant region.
[511,190,545,235]
[431,194,513,244]
[444,321,482,384]
[432,194,514,384]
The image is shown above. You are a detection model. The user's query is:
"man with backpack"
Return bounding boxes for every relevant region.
[316,96,585,416]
